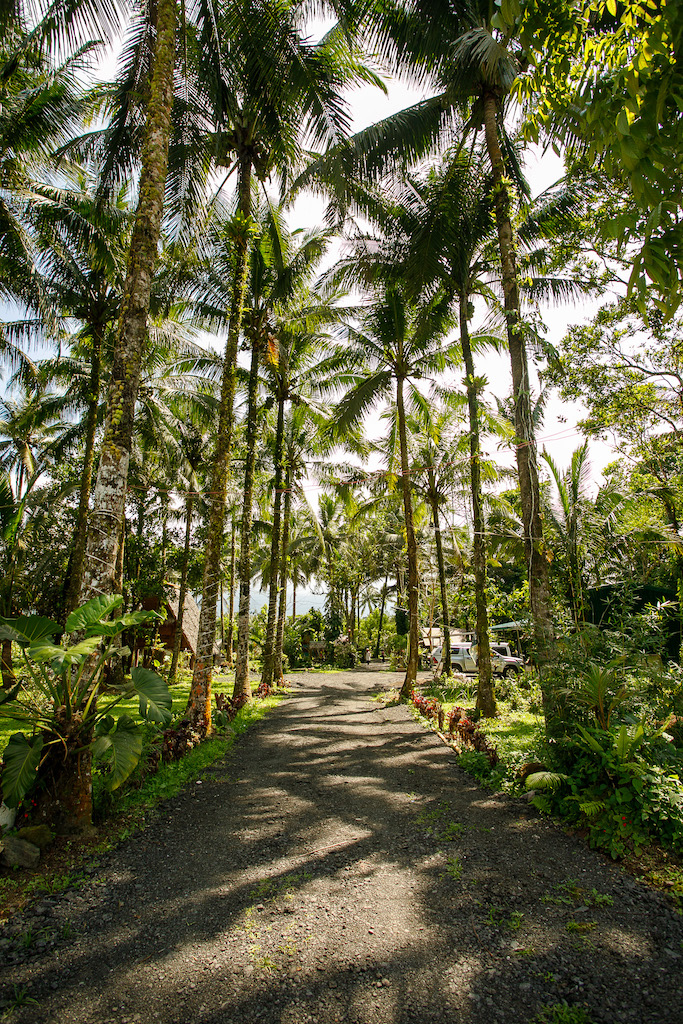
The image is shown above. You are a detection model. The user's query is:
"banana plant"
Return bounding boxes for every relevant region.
[0,595,172,809]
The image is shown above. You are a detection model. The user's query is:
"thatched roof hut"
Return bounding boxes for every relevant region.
[141,587,221,662]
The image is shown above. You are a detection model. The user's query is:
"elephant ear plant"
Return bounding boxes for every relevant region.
[0,595,172,832]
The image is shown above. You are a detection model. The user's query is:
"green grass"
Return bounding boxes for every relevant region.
[410,678,546,792]
[0,665,239,760]
[531,1007,596,1024]
[479,707,544,758]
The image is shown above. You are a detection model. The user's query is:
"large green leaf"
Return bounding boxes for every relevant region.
[92,715,142,790]
[0,680,22,707]
[0,615,62,647]
[524,771,567,792]
[131,667,172,725]
[615,724,629,761]
[577,725,605,755]
[65,595,123,634]
[91,608,163,638]
[29,636,102,672]
[1,732,43,807]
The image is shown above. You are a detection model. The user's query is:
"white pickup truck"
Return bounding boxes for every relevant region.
[430,641,524,677]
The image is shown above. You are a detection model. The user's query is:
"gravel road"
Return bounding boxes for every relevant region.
[1,669,682,1024]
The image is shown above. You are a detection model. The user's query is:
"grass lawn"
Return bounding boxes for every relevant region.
[0,664,240,760]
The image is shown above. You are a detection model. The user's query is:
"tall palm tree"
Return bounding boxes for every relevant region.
[273,402,333,681]
[300,0,561,670]
[541,441,591,631]
[258,275,342,689]
[397,147,585,715]
[80,0,177,606]
[408,405,464,681]
[331,285,457,697]
[169,425,206,683]
[232,209,330,700]
[185,5,378,731]
[0,11,106,319]
[29,172,132,613]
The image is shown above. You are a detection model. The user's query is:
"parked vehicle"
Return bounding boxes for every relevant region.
[430,641,524,677]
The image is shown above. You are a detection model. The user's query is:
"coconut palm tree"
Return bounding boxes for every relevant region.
[330,284,457,697]
[80,0,178,609]
[257,276,343,690]
[27,172,133,613]
[298,0,562,671]
[185,5,379,731]
[231,209,331,701]
[541,441,591,631]
[407,405,465,680]
[0,10,108,319]
[394,145,587,715]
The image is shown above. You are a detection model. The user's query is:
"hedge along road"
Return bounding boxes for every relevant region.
[2,669,683,1024]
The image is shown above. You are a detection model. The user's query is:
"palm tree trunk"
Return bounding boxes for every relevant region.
[234,335,262,702]
[261,393,285,688]
[482,91,555,710]
[116,513,125,595]
[161,507,168,579]
[396,375,420,698]
[374,574,388,659]
[64,326,102,616]
[1,639,16,690]
[428,470,451,679]
[226,515,236,667]
[186,154,253,733]
[81,0,177,607]
[273,466,292,683]
[66,0,176,833]
[460,297,496,717]
[169,491,193,684]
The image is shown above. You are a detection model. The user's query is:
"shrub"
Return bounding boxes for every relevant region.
[333,635,356,668]
[412,692,444,728]
[529,722,683,858]
[447,706,498,766]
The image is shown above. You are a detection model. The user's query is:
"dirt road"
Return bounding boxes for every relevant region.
[1,670,682,1024]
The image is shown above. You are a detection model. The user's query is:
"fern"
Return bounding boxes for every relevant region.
[579,800,605,818]
[525,771,567,792]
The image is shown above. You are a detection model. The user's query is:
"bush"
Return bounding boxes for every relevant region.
[530,722,683,859]
[333,635,356,668]
[283,609,327,668]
